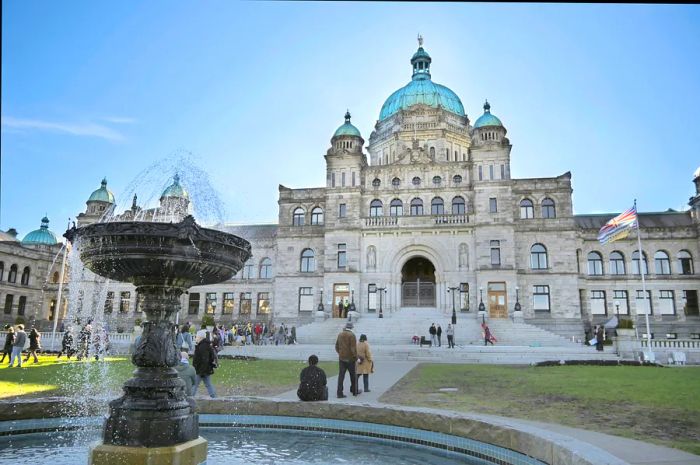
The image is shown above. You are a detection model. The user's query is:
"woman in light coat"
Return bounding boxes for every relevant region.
[355,334,374,393]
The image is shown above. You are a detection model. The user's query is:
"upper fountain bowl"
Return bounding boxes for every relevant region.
[64,215,251,289]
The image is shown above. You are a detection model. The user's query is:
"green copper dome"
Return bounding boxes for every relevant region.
[473,100,504,128]
[379,40,465,121]
[21,216,58,246]
[161,174,189,199]
[333,111,362,138]
[88,178,115,203]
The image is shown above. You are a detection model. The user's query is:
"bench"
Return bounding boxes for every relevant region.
[419,336,432,347]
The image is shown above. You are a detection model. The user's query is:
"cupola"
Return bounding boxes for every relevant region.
[472,100,507,145]
[330,111,364,152]
[21,216,59,246]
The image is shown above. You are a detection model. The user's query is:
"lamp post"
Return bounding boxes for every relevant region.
[348,288,356,313]
[318,288,324,312]
[478,286,485,323]
[514,286,521,312]
[614,300,620,318]
[377,285,387,318]
[447,285,459,324]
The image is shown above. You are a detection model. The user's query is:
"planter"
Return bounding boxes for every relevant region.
[617,329,636,337]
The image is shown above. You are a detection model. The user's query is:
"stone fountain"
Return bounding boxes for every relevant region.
[64,215,251,465]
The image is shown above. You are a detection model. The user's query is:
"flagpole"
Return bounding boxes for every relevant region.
[634,199,653,361]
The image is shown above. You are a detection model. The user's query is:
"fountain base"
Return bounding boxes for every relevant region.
[89,436,207,465]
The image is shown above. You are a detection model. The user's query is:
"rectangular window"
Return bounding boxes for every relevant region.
[135,293,144,313]
[590,290,606,315]
[478,165,483,181]
[352,172,356,187]
[240,292,252,315]
[299,287,314,312]
[489,165,494,180]
[338,243,347,269]
[331,173,336,188]
[659,290,675,315]
[684,290,699,316]
[460,283,470,311]
[367,284,377,312]
[257,292,270,314]
[48,299,56,321]
[242,263,254,279]
[612,290,629,315]
[489,197,497,213]
[490,240,501,266]
[17,296,26,316]
[636,290,652,315]
[119,291,131,313]
[104,291,114,314]
[223,292,235,314]
[188,293,200,315]
[205,292,217,314]
[341,172,346,187]
[500,164,505,179]
[338,203,346,218]
[533,285,550,311]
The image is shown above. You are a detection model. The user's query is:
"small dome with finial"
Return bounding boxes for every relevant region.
[332,110,362,138]
[21,216,59,246]
[87,177,115,203]
[160,174,189,200]
[473,100,504,128]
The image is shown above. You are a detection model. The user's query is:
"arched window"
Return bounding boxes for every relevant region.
[520,199,534,219]
[292,207,305,226]
[609,251,626,275]
[52,271,60,283]
[632,250,648,275]
[21,267,30,286]
[412,176,421,186]
[432,176,442,186]
[8,264,17,283]
[372,178,381,187]
[542,198,556,218]
[530,244,548,270]
[310,207,324,225]
[429,147,435,157]
[410,198,424,216]
[452,196,466,215]
[389,199,403,216]
[259,258,273,279]
[678,250,694,275]
[392,177,401,187]
[431,197,445,215]
[587,252,603,275]
[654,251,671,275]
[452,175,462,185]
[369,199,383,217]
[300,249,315,273]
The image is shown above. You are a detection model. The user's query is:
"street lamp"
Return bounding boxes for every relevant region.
[377,285,387,318]
[514,286,521,312]
[447,285,459,324]
[478,286,485,323]
[318,288,324,312]
[348,288,356,313]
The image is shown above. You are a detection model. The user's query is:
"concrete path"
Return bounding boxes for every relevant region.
[271,358,699,465]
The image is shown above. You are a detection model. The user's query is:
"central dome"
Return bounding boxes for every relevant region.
[379,41,465,121]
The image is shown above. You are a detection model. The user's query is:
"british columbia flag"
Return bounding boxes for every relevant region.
[597,205,638,245]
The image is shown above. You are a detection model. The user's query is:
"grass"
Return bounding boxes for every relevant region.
[0,354,338,399]
[380,364,700,456]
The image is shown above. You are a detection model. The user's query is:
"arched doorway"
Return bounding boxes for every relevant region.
[401,257,436,307]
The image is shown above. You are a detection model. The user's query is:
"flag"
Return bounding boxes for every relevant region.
[597,205,637,245]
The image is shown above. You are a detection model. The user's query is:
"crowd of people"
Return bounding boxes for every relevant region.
[171,320,297,354]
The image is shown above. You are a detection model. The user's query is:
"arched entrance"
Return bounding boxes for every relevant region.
[401,257,436,307]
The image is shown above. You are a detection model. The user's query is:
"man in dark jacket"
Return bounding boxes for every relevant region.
[297,354,328,401]
[9,324,27,367]
[1,325,14,363]
[335,322,360,397]
[436,324,443,347]
[192,333,217,398]
[429,323,437,347]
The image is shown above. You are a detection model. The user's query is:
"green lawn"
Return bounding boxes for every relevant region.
[0,354,338,398]
[381,364,700,455]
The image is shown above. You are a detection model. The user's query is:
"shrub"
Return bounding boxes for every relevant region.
[201,315,215,327]
[14,316,26,325]
[134,318,143,328]
[618,318,634,329]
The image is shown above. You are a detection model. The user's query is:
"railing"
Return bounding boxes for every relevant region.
[364,214,469,228]
[2,331,135,351]
[641,339,700,349]
[364,217,398,227]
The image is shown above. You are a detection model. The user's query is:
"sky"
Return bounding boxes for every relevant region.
[2,2,699,239]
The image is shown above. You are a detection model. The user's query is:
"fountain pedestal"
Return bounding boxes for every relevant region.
[90,437,207,465]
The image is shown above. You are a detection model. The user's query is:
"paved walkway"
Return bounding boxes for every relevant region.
[273,360,699,465]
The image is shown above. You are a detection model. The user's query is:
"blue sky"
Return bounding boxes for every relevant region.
[2,2,699,239]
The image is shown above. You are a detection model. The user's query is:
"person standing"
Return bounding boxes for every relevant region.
[446,324,455,348]
[1,325,14,363]
[56,327,75,359]
[595,325,605,352]
[436,324,443,347]
[297,354,328,401]
[175,351,196,396]
[181,323,194,353]
[429,323,437,347]
[482,322,495,346]
[335,321,360,398]
[24,327,41,363]
[355,334,374,393]
[9,324,26,367]
[192,333,218,398]
[343,300,350,318]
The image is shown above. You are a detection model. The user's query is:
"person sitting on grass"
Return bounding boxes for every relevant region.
[297,354,328,401]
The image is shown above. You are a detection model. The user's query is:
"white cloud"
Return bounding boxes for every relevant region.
[1,116,127,142]
[99,116,138,124]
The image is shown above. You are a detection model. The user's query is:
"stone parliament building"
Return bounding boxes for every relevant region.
[2,41,699,341]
